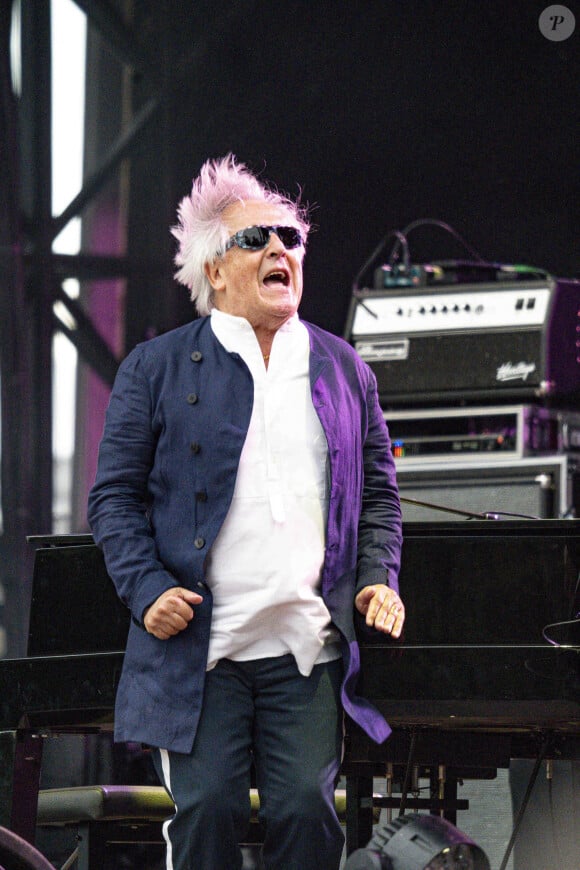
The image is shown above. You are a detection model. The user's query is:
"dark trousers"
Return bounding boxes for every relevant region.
[153,655,345,870]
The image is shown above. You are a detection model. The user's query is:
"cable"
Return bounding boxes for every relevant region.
[351,229,411,293]
[397,728,417,817]
[351,217,550,300]
[400,496,540,521]
[498,736,550,870]
[395,218,486,264]
[542,616,580,649]
[547,762,566,870]
[479,510,541,520]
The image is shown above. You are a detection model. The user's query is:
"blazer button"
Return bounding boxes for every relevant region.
[191,351,203,362]
[187,392,198,404]
[194,536,205,549]
[190,441,201,454]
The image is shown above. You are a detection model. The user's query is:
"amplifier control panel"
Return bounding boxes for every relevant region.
[350,283,552,338]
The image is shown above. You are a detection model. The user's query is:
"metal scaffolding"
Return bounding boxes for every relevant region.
[0,0,162,656]
[1,0,250,656]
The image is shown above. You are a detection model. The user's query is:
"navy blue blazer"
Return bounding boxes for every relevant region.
[88,317,402,752]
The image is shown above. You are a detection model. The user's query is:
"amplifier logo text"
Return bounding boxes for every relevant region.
[496,362,537,382]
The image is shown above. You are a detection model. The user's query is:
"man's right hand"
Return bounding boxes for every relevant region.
[143,587,203,639]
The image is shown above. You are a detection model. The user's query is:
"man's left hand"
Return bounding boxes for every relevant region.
[355,585,405,638]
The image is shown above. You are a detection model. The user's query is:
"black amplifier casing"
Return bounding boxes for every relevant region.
[346,278,580,409]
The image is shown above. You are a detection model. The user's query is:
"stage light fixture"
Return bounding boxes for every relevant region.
[0,825,55,870]
[344,813,491,870]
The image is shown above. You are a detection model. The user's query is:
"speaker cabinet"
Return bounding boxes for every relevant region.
[395,454,580,521]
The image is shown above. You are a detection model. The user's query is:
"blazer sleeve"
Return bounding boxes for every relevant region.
[355,367,403,596]
[87,347,181,623]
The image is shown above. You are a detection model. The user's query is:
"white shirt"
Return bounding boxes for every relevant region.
[205,310,340,674]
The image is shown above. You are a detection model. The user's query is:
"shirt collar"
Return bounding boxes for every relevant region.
[210,309,300,354]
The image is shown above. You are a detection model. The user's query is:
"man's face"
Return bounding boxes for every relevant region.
[205,200,305,331]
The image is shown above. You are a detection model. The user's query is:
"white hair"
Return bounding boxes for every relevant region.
[171,154,311,316]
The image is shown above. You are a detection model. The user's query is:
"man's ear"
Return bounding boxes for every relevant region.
[204,259,226,293]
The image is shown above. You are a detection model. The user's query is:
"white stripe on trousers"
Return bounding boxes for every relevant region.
[159,748,175,870]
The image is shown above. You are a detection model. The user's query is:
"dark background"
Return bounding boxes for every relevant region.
[124,0,579,341]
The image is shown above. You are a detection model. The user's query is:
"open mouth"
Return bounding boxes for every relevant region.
[263,269,290,287]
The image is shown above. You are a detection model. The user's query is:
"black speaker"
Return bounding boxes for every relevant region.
[395,454,580,521]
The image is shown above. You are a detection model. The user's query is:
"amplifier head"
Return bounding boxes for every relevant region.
[346,279,580,407]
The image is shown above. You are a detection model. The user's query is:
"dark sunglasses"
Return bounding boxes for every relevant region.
[224,225,304,252]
